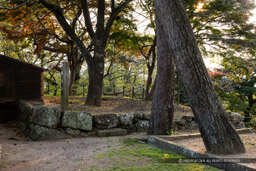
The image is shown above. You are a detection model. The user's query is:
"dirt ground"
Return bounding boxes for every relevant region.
[0,123,148,171]
[44,97,193,119]
[2,123,255,171]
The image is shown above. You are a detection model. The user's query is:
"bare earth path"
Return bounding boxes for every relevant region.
[0,123,220,171]
[0,123,147,171]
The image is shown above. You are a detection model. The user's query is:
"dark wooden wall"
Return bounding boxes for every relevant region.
[0,55,44,123]
[0,55,44,102]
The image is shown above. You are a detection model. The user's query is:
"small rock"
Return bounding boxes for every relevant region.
[93,114,119,129]
[133,113,143,122]
[29,124,70,141]
[97,128,128,137]
[234,122,245,129]
[61,111,92,131]
[227,112,242,125]
[119,114,134,126]
[109,128,127,136]
[135,120,149,132]
[30,106,61,128]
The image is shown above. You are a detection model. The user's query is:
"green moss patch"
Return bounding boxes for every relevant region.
[85,138,220,171]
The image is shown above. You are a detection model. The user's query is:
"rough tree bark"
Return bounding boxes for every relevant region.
[147,10,175,135]
[86,44,105,105]
[154,0,245,154]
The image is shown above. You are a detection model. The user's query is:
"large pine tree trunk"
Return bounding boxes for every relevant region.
[147,10,175,135]
[154,0,245,154]
[86,46,105,106]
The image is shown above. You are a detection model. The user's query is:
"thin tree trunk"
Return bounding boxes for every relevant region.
[67,47,83,96]
[69,69,76,95]
[145,67,154,99]
[145,78,156,101]
[69,67,82,96]
[154,0,245,154]
[147,10,175,135]
[145,38,157,100]
[244,93,255,122]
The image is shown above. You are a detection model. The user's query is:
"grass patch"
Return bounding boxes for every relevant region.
[93,153,104,159]
[0,163,8,168]
[86,138,220,171]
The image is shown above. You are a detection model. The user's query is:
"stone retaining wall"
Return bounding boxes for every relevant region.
[173,112,245,130]
[16,101,245,141]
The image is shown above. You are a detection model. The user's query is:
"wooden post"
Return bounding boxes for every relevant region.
[61,62,69,111]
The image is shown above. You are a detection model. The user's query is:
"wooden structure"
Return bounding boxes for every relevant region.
[0,54,44,122]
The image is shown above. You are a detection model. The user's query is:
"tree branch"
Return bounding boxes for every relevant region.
[104,0,133,43]
[39,0,93,63]
[43,46,68,53]
[79,0,95,39]
[0,0,33,11]
[104,59,114,77]
[111,0,115,11]
[71,9,82,31]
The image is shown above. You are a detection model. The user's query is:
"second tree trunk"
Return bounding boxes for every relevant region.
[148,9,175,135]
